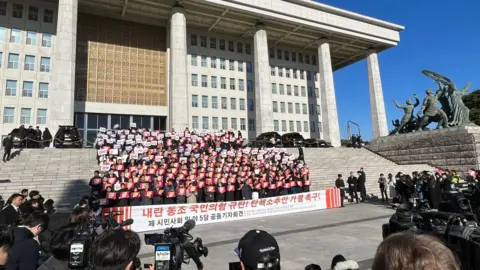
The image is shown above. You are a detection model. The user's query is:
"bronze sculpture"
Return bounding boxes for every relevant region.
[389,70,477,135]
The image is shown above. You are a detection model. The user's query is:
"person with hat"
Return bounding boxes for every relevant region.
[234,230,281,270]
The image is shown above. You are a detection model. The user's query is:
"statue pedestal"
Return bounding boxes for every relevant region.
[366,125,480,172]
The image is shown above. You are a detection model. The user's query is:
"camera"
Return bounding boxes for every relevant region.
[145,219,208,270]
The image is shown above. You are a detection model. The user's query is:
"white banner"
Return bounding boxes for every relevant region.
[102,190,341,232]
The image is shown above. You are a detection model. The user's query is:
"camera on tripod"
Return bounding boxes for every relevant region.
[145,219,208,270]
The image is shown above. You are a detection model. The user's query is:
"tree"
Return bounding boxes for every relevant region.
[463,89,480,126]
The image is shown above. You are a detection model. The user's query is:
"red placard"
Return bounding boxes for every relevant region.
[156,189,164,196]
[262,182,269,188]
[107,192,117,199]
[126,182,134,190]
[130,192,140,198]
[108,177,117,184]
[198,181,205,188]
[218,186,226,194]
[304,180,311,186]
[166,191,176,198]
[177,188,186,196]
[189,186,198,193]
[144,191,154,198]
[206,186,215,193]
[119,192,130,199]
[139,183,148,190]
[227,185,235,192]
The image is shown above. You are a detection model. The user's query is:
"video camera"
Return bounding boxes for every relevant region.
[68,211,136,269]
[382,202,480,270]
[145,219,208,270]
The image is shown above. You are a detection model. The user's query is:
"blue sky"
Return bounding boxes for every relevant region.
[316,0,480,140]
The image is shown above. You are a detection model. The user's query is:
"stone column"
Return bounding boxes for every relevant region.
[168,6,189,132]
[317,39,340,147]
[367,50,388,138]
[254,24,273,134]
[49,0,78,130]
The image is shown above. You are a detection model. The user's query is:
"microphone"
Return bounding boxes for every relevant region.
[120,219,134,227]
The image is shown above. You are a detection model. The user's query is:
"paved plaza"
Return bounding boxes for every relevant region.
[136,203,394,269]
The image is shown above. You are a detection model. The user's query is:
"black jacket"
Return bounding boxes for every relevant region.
[0,205,20,226]
[7,227,39,270]
[358,172,366,185]
[2,137,13,149]
[43,129,52,141]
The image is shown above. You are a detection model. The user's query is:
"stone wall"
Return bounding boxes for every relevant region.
[366,126,480,172]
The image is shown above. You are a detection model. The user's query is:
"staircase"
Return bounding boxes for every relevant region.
[0,148,98,208]
[0,147,435,209]
[287,147,436,197]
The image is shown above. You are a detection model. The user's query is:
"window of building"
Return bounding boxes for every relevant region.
[299,70,304,80]
[311,121,316,132]
[212,96,218,109]
[246,44,251,55]
[37,109,47,125]
[202,95,208,108]
[211,76,217,88]
[210,37,216,49]
[247,80,253,92]
[219,39,225,50]
[201,55,207,67]
[308,87,313,97]
[20,108,31,124]
[285,69,290,78]
[26,31,37,45]
[248,118,255,131]
[229,59,235,71]
[279,84,284,95]
[295,103,300,114]
[210,56,216,68]
[220,58,226,69]
[39,82,48,98]
[24,55,35,71]
[281,120,287,132]
[190,54,197,66]
[246,62,252,73]
[286,85,292,96]
[5,80,16,96]
[28,6,38,21]
[312,55,317,65]
[277,49,282,60]
[221,97,227,109]
[237,42,243,53]
[284,51,289,61]
[299,53,303,63]
[289,120,294,132]
[40,57,50,72]
[293,69,297,79]
[191,95,198,107]
[0,27,4,41]
[278,67,283,77]
[190,34,197,46]
[270,66,275,76]
[292,52,297,62]
[238,79,244,91]
[305,54,310,64]
[304,121,309,132]
[8,53,19,69]
[44,9,54,23]
[316,105,321,115]
[240,118,246,131]
[231,118,237,130]
[3,107,14,124]
[0,2,6,16]
[271,83,277,94]
[280,102,285,113]
[269,48,274,58]
[302,104,307,115]
[10,29,21,43]
[230,98,236,110]
[239,98,245,110]
[273,120,279,132]
[191,74,198,86]
[307,71,312,81]
[0,52,2,67]
[248,99,254,111]
[273,101,278,113]
[222,117,228,130]
[202,116,209,129]
[42,33,52,47]
[212,117,219,130]
[192,116,199,129]
[238,61,243,72]
[294,86,299,96]
[12,4,23,18]
[201,75,207,88]
[309,104,313,115]
[296,121,301,132]
[301,86,306,97]
[221,77,226,89]
[228,40,234,52]
[315,88,319,98]
[200,36,207,47]
[22,81,33,97]
[288,103,293,114]
[229,78,235,90]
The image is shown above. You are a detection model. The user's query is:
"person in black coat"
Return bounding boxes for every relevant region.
[34,126,42,148]
[26,126,35,148]
[2,135,13,162]
[18,125,26,148]
[7,212,49,270]
[347,172,359,203]
[357,168,367,202]
[42,128,52,148]
[335,174,346,207]
[0,194,23,226]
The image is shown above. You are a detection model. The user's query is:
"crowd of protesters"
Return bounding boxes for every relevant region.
[92,125,311,207]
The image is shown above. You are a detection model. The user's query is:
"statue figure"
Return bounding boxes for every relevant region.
[416,88,449,131]
[391,94,420,134]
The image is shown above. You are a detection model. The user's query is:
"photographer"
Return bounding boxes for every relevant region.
[234,230,281,270]
[38,223,79,270]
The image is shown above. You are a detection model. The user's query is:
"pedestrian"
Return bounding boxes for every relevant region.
[335,174,346,207]
[34,126,42,148]
[0,194,23,226]
[378,173,388,202]
[2,134,13,162]
[347,172,359,203]
[357,168,367,202]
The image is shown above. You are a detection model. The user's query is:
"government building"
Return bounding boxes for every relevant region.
[0,0,404,146]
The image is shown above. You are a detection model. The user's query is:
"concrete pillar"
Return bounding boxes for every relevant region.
[168,6,189,132]
[254,24,274,134]
[317,39,340,147]
[49,0,78,130]
[367,50,388,138]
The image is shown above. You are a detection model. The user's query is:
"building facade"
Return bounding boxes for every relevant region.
[0,0,403,146]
